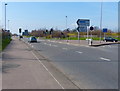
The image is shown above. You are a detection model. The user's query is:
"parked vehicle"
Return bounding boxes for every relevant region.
[103,37,118,42]
[29,36,37,43]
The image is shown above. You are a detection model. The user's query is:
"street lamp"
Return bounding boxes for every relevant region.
[5,3,7,31]
[66,16,67,29]
[8,20,10,30]
[100,2,103,43]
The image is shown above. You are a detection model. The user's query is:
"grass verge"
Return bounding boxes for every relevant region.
[1,38,12,51]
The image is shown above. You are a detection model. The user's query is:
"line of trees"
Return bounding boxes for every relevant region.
[28,28,118,38]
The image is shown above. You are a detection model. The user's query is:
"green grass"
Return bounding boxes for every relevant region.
[1,38,12,51]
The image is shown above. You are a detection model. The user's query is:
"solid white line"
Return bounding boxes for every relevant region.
[76,51,83,54]
[100,57,111,61]
[31,51,64,89]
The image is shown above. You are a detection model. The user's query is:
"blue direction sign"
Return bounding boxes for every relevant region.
[77,19,90,26]
[103,28,108,33]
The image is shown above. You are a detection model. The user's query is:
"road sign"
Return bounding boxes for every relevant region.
[103,28,108,33]
[77,19,90,26]
[77,27,81,32]
[90,26,94,31]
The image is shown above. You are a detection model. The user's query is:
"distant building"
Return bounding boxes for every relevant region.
[22,30,29,36]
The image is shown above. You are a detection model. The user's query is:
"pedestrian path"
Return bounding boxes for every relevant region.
[2,37,64,89]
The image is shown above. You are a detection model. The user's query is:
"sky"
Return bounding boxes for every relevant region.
[0,2,118,34]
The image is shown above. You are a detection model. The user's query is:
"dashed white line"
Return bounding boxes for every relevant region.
[108,45,111,48]
[100,57,111,61]
[76,51,83,54]
[52,45,58,47]
[62,48,68,50]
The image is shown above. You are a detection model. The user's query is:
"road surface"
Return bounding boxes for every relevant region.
[23,37,118,89]
[2,37,78,89]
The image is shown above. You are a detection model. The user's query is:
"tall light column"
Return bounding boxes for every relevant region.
[66,16,67,29]
[100,2,103,43]
[8,20,10,30]
[5,3,7,31]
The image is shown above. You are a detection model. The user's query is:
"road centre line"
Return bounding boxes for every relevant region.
[76,51,83,54]
[62,48,68,50]
[108,45,111,48]
[100,57,111,61]
[24,44,64,89]
[52,45,58,47]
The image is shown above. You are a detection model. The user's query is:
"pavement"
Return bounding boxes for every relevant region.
[23,37,118,89]
[2,37,79,89]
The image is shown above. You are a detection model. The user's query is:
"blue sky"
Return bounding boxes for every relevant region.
[1,2,118,34]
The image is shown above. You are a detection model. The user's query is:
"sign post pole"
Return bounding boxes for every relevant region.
[78,31,80,44]
[87,26,89,44]
[76,19,90,44]
[103,28,107,39]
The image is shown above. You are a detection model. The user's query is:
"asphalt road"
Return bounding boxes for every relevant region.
[23,38,118,89]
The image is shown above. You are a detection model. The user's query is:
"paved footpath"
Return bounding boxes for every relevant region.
[2,37,78,89]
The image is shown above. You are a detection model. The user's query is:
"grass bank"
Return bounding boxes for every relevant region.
[1,38,12,51]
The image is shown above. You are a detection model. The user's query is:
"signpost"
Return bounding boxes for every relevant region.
[19,28,22,40]
[103,28,107,38]
[76,19,90,44]
[90,26,94,40]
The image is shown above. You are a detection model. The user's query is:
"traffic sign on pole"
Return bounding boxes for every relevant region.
[103,28,107,33]
[77,19,90,26]
[90,26,94,31]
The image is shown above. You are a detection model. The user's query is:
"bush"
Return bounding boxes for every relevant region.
[2,38,12,51]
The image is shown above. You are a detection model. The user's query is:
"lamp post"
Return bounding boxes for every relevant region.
[66,16,69,42]
[8,20,10,30]
[66,16,67,29]
[100,2,103,43]
[5,3,7,31]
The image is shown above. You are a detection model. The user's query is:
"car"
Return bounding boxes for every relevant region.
[20,36,23,38]
[29,36,37,43]
[103,37,118,42]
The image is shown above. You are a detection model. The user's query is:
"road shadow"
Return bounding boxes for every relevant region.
[2,63,20,73]
[91,42,120,47]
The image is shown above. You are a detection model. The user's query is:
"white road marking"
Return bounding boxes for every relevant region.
[100,57,111,61]
[44,43,47,45]
[62,48,68,50]
[76,51,83,54]
[102,46,105,47]
[31,51,64,89]
[52,45,58,47]
[108,45,111,48]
